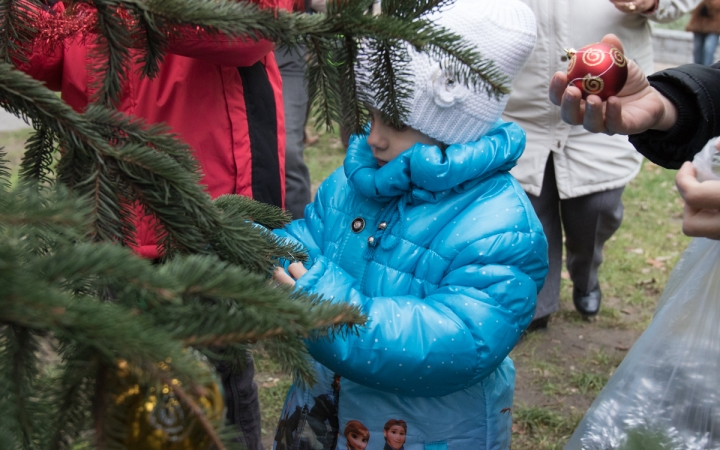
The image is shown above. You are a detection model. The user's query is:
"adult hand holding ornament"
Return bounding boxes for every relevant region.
[549,34,678,136]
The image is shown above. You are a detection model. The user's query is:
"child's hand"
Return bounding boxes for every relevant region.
[272,262,308,286]
[675,161,720,240]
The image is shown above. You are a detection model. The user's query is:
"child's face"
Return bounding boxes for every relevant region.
[347,431,369,450]
[383,425,406,449]
[367,109,440,167]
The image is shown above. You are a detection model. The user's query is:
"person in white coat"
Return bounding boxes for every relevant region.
[503,0,699,328]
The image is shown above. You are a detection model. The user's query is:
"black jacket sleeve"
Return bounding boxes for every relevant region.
[628,62,720,169]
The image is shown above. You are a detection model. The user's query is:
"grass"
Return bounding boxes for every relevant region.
[653,12,691,31]
[0,121,694,448]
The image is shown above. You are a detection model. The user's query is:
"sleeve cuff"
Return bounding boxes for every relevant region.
[646,78,700,142]
[643,0,659,14]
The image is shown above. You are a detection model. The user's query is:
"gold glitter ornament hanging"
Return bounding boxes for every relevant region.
[114,359,225,449]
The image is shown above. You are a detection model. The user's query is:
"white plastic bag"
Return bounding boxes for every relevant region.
[565,141,720,450]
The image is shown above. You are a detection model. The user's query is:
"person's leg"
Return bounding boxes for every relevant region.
[526,153,562,323]
[704,33,719,66]
[277,47,312,219]
[560,186,624,314]
[217,352,264,450]
[694,33,707,65]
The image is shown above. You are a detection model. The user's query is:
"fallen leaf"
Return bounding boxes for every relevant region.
[645,258,665,268]
[561,271,570,280]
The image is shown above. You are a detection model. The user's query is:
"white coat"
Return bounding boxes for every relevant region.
[504,0,699,199]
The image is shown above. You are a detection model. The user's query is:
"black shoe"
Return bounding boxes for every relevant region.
[573,285,602,318]
[520,315,549,341]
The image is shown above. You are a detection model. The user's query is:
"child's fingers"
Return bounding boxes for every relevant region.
[682,206,720,240]
[676,162,720,209]
[273,266,296,286]
[288,262,308,280]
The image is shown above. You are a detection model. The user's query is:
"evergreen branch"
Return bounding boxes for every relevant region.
[370,38,411,127]
[0,185,90,232]
[337,34,367,136]
[0,287,206,386]
[47,352,95,450]
[27,242,179,303]
[0,325,42,450]
[90,0,133,106]
[84,105,200,176]
[0,149,12,191]
[380,0,449,19]
[422,27,510,98]
[261,336,316,385]
[129,5,168,79]
[0,65,292,272]
[0,0,38,64]
[181,302,363,347]
[18,125,56,190]
[213,194,292,231]
[306,35,340,130]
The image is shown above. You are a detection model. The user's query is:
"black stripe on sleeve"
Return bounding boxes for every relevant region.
[238,62,282,208]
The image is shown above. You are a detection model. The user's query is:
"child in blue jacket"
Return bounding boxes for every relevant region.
[272,1,548,448]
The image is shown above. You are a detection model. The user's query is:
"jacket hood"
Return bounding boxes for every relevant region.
[344,120,526,204]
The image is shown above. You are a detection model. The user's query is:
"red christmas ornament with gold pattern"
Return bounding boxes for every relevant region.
[565,42,628,101]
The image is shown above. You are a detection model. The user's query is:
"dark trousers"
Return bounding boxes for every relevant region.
[527,154,624,319]
[216,352,263,449]
[277,46,312,219]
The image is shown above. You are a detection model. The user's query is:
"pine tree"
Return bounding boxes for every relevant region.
[0,0,510,448]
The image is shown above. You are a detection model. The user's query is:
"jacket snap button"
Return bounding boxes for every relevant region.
[351,218,365,233]
[378,222,388,230]
[367,236,376,246]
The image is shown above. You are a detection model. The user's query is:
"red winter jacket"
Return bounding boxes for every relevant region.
[18,0,291,258]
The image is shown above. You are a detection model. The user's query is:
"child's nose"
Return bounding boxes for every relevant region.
[367,124,386,150]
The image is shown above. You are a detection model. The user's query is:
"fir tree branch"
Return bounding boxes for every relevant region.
[213,194,292,231]
[18,125,56,191]
[0,0,38,64]
[0,325,52,450]
[0,149,12,191]
[91,0,133,106]
[47,352,95,450]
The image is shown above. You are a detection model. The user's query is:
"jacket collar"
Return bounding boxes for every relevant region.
[344,120,525,204]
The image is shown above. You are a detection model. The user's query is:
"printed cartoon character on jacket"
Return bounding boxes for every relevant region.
[275,371,341,450]
[272,1,547,449]
[383,420,406,450]
[345,420,370,450]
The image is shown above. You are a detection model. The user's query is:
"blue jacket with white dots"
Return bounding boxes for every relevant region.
[274,120,548,450]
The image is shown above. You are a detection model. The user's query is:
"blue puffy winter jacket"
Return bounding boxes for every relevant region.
[273,121,548,450]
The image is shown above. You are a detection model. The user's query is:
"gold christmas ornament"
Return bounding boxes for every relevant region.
[114,358,225,450]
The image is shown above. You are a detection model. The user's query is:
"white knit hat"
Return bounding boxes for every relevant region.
[359,0,537,145]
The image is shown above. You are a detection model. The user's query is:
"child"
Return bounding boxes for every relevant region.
[273,1,547,448]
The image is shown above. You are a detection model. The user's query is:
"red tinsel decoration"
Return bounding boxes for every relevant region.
[33,0,287,52]
[35,3,97,51]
